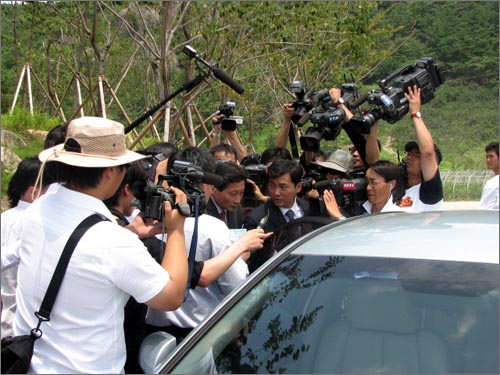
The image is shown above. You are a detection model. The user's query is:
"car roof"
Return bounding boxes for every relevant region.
[292,210,499,264]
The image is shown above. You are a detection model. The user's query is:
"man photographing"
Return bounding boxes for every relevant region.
[1,117,189,373]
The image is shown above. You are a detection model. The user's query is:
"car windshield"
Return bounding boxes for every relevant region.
[170,254,499,374]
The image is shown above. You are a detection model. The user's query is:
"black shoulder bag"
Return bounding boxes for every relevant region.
[1,214,108,374]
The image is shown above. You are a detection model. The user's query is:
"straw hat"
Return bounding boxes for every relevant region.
[39,117,147,168]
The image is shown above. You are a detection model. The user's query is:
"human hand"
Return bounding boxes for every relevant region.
[329,87,341,104]
[127,214,163,239]
[162,186,187,233]
[283,103,295,122]
[323,189,343,220]
[247,179,269,203]
[238,228,273,252]
[404,85,421,114]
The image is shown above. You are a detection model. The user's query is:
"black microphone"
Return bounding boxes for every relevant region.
[313,179,334,191]
[187,170,224,187]
[213,67,245,95]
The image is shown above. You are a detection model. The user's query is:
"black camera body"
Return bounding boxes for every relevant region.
[290,80,315,126]
[353,57,444,126]
[134,160,217,220]
[214,101,243,131]
[242,163,268,208]
[310,171,368,217]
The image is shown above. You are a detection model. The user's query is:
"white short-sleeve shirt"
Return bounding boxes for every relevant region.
[12,186,169,374]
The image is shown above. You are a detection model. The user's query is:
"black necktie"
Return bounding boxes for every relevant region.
[285,209,295,222]
[219,209,227,224]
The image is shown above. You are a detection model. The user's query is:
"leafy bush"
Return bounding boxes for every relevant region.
[1,108,60,133]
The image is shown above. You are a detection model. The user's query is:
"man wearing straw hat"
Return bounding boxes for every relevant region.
[1,117,189,373]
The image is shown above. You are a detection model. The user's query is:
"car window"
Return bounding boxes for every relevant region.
[170,255,499,374]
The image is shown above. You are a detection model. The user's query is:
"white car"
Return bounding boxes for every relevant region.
[141,210,499,374]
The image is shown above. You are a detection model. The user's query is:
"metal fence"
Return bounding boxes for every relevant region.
[441,170,493,198]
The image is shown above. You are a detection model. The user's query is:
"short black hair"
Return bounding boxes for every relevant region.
[267,159,303,185]
[215,162,247,190]
[7,156,56,208]
[485,142,499,156]
[368,159,401,184]
[104,160,147,207]
[57,163,107,190]
[44,123,68,149]
[167,146,216,174]
[404,141,442,165]
[142,142,178,159]
[261,146,292,165]
[209,144,237,161]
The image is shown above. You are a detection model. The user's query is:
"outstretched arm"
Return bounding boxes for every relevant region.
[405,85,439,182]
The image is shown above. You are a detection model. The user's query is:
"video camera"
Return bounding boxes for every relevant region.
[351,57,444,127]
[290,82,361,152]
[240,153,268,208]
[213,101,243,131]
[133,160,223,220]
[308,169,368,217]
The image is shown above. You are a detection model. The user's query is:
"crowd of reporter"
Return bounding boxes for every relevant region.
[1,83,497,374]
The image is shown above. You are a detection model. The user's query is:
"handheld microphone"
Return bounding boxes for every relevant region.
[213,68,245,95]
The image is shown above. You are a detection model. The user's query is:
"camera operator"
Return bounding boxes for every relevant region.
[323,159,402,219]
[210,143,238,163]
[145,146,271,343]
[1,117,188,373]
[209,116,248,163]
[397,85,443,212]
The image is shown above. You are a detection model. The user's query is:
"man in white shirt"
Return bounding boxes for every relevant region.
[1,156,55,339]
[479,142,499,209]
[146,146,270,343]
[1,117,188,374]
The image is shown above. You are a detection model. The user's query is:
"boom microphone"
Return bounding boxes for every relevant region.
[213,67,245,95]
[187,170,224,187]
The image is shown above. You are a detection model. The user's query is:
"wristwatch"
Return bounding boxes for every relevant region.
[410,111,422,119]
[334,97,345,106]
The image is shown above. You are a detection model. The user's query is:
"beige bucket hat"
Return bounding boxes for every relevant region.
[39,116,147,168]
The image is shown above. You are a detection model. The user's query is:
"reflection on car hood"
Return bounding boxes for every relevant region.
[291,210,499,264]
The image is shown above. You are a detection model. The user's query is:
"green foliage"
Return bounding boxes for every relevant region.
[1,108,60,133]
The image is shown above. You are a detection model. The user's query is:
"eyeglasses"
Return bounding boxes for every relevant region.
[349,147,357,154]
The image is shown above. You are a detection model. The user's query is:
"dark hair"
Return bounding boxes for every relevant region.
[142,142,178,159]
[485,142,499,156]
[404,141,442,165]
[104,161,147,207]
[368,160,400,183]
[8,156,39,207]
[261,146,292,165]
[167,146,216,174]
[215,162,248,191]
[267,159,303,185]
[44,123,68,149]
[209,144,237,161]
[57,163,107,190]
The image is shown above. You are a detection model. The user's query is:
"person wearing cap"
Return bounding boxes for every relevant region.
[323,159,403,219]
[311,149,355,179]
[397,85,444,212]
[479,141,499,210]
[0,117,189,373]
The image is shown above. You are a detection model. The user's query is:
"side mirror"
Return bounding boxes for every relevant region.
[139,331,177,373]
